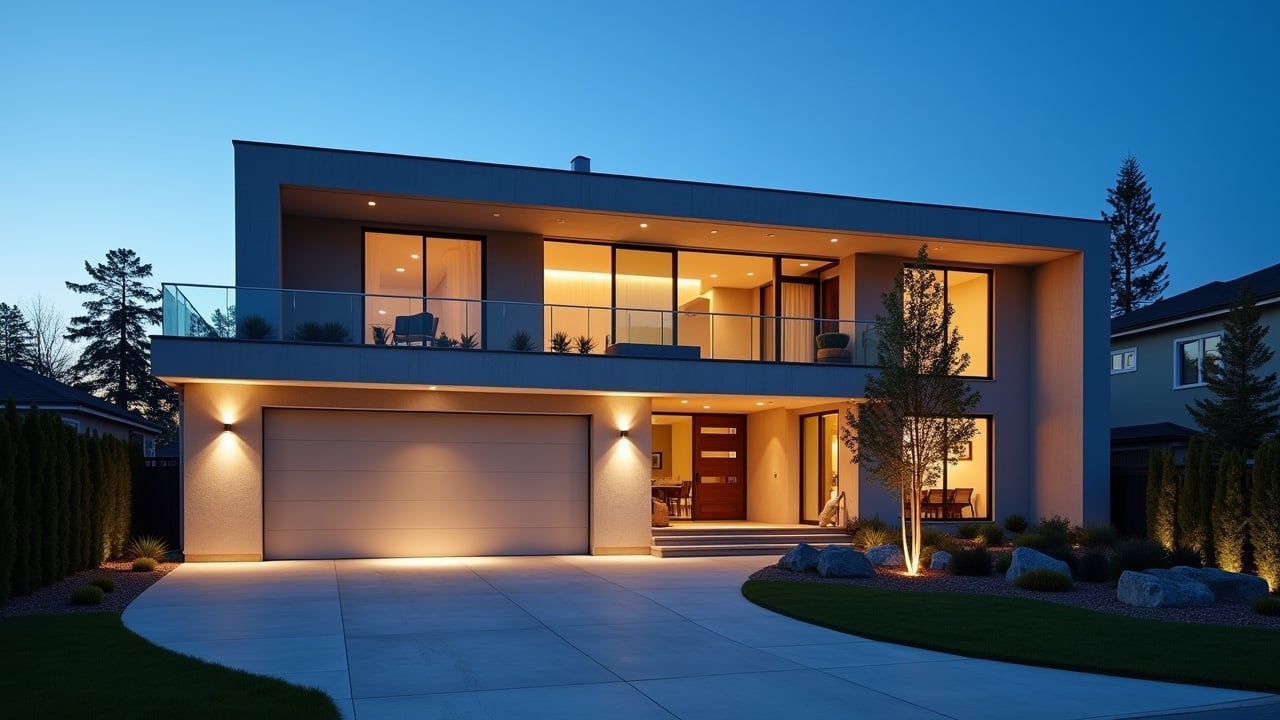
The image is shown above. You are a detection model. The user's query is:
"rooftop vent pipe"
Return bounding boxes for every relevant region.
[571,155,591,173]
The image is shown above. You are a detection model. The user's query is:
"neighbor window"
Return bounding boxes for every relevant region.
[1111,348,1137,374]
[1175,333,1220,388]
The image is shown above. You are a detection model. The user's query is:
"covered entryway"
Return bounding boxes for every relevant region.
[262,409,589,559]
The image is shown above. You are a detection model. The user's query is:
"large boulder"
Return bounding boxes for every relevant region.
[817,546,875,578]
[1146,567,1269,604]
[651,499,669,527]
[1005,547,1071,584]
[929,550,953,571]
[1117,570,1215,608]
[780,543,821,573]
[865,544,904,567]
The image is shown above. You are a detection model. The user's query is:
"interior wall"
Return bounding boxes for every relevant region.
[671,416,693,483]
[651,424,672,480]
[181,383,652,560]
[709,287,754,360]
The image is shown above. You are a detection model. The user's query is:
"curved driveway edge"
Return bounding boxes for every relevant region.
[123,556,1273,720]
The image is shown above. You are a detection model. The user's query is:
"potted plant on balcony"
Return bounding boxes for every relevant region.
[237,314,273,340]
[370,325,391,345]
[549,331,572,353]
[508,330,536,352]
[573,335,596,354]
[815,332,851,363]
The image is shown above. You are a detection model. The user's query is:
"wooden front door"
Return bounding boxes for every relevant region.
[692,414,747,520]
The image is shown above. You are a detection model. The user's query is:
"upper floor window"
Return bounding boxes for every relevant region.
[363,231,483,344]
[1175,333,1220,388]
[904,267,992,378]
[1111,348,1137,374]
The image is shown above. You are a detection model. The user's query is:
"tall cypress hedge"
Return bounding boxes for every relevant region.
[0,406,16,605]
[1177,437,1213,561]
[1251,440,1280,591]
[1212,449,1248,572]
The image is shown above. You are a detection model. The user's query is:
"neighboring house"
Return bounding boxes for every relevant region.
[0,359,161,453]
[152,141,1110,562]
[1109,262,1280,533]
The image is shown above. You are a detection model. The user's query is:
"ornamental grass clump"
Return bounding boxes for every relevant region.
[978,523,1005,547]
[1251,597,1280,616]
[947,547,992,576]
[71,585,105,605]
[1037,516,1073,546]
[90,577,116,593]
[956,524,983,541]
[132,557,158,572]
[1014,569,1074,592]
[126,535,170,562]
[1003,514,1028,533]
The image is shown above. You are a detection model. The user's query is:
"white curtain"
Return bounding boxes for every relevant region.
[781,282,814,362]
[427,240,482,341]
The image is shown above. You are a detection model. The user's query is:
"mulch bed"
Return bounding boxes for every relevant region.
[750,562,1280,629]
[0,561,179,618]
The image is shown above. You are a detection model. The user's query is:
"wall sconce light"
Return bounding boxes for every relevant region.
[619,429,629,438]
[223,423,233,432]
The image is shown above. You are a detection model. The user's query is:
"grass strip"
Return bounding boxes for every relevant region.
[0,613,340,719]
[742,580,1280,692]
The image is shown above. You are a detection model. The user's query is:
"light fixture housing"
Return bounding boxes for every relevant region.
[222,423,233,432]
[619,429,629,437]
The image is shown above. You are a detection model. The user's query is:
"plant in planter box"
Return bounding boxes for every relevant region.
[237,314,273,340]
[458,332,479,349]
[815,332,851,363]
[573,335,597,354]
[434,332,460,348]
[550,331,572,353]
[290,321,351,343]
[370,325,391,345]
[508,330,536,351]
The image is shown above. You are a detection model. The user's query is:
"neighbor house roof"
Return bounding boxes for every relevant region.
[0,360,162,434]
[1112,261,1280,335]
[1111,423,1198,444]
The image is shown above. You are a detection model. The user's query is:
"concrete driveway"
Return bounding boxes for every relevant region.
[122,555,1274,720]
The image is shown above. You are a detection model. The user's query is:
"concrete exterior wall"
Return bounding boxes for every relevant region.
[746,407,793,523]
[180,383,651,561]
[281,215,363,292]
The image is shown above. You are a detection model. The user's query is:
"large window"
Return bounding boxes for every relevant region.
[1175,333,1220,388]
[901,416,991,520]
[903,267,991,377]
[363,231,482,344]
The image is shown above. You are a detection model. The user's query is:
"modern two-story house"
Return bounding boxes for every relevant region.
[1109,262,1280,533]
[153,141,1110,561]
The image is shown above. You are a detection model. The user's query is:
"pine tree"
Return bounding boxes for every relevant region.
[0,303,35,367]
[1104,156,1168,316]
[65,249,177,437]
[1177,437,1213,561]
[1186,283,1280,455]
[1251,439,1280,591]
[1211,449,1247,571]
[842,245,981,575]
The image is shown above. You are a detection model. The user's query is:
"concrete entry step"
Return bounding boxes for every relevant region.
[650,524,848,558]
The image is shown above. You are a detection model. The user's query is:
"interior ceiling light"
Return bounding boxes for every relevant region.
[755,401,765,406]
[703,405,711,409]
[367,200,377,206]
[555,218,566,224]
[492,212,501,217]
[428,385,438,390]
[800,262,810,268]
[411,253,420,259]
[747,272,755,277]
[830,237,839,243]
[395,267,405,273]
[377,309,387,315]
[710,229,718,234]
[639,222,648,228]
[709,273,718,278]
[680,400,688,404]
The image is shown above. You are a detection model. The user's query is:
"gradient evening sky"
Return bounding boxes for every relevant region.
[2,2,1277,327]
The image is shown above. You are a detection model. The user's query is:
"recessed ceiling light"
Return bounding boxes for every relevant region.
[555,218,566,224]
[709,273,718,278]
[395,267,405,273]
[680,400,688,404]
[410,254,420,259]
[639,222,648,228]
[830,237,839,243]
[755,401,765,406]
[702,405,711,409]
[710,230,718,234]
[747,272,755,277]
[428,385,438,390]
[367,201,376,207]
[377,309,387,315]
[492,212,501,218]
[766,233,776,238]
[800,263,809,268]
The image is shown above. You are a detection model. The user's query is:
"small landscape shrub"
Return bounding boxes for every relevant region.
[1077,549,1110,583]
[289,320,351,343]
[1037,516,1073,545]
[994,552,1013,574]
[1109,538,1168,580]
[1167,545,1204,568]
[90,577,116,593]
[956,523,983,541]
[1014,569,1074,592]
[852,524,895,550]
[1003,514,1028,534]
[1251,597,1280,616]
[1072,523,1118,548]
[920,527,952,549]
[979,523,1005,547]
[132,557,158,572]
[126,535,171,561]
[948,547,993,576]
[71,585,105,605]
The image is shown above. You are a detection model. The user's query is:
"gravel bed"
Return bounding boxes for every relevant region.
[749,563,1280,629]
[0,561,178,618]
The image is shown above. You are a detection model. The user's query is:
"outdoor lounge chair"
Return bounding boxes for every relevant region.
[391,312,438,346]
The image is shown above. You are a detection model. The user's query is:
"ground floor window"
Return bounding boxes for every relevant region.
[932,417,991,520]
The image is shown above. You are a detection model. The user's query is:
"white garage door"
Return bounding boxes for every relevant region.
[263,409,589,559]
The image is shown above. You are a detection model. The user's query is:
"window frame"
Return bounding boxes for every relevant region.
[1110,347,1137,375]
[901,263,994,380]
[1172,331,1222,389]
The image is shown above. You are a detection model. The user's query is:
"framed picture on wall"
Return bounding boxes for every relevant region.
[652,452,663,469]
[950,441,972,461]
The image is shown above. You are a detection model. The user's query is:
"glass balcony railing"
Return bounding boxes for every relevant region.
[161,284,879,365]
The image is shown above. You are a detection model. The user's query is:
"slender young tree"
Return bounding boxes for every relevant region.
[1211,449,1247,572]
[0,302,35,367]
[1186,283,1280,455]
[1251,439,1280,591]
[64,249,176,437]
[1104,155,1168,316]
[842,245,980,575]
[1146,449,1178,550]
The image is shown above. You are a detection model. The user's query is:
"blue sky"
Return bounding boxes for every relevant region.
[2,2,1277,325]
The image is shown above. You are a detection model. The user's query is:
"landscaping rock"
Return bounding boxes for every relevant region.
[929,550,952,571]
[780,543,820,572]
[651,499,669,527]
[816,546,875,578]
[1117,570,1215,608]
[1005,547,1071,584]
[865,544,904,567]
[1145,567,1269,604]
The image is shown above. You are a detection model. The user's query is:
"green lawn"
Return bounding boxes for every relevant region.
[742,580,1280,692]
[0,613,340,719]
